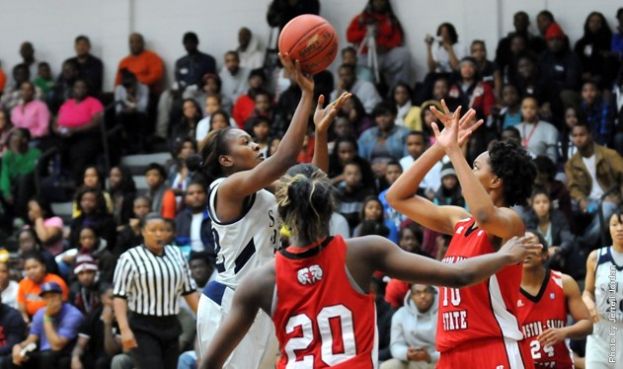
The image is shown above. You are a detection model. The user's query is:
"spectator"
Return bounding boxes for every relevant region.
[16,228,59,276]
[71,284,120,369]
[184,73,232,118]
[249,116,271,157]
[242,90,275,132]
[144,163,170,215]
[115,33,164,93]
[533,156,572,223]
[17,253,69,322]
[113,213,198,369]
[218,51,250,104]
[188,252,214,289]
[0,64,41,112]
[495,11,546,77]
[115,69,149,154]
[0,294,26,367]
[470,40,501,100]
[558,106,581,164]
[612,8,623,60]
[167,138,197,207]
[11,282,83,369]
[174,180,213,255]
[170,99,202,146]
[64,35,104,95]
[512,53,554,106]
[331,64,381,114]
[337,93,374,135]
[53,79,104,183]
[514,96,558,162]
[346,0,411,88]
[237,27,264,70]
[335,161,376,230]
[33,62,55,99]
[536,10,556,37]
[69,188,116,250]
[358,102,408,161]
[399,131,442,199]
[69,255,102,315]
[113,196,150,258]
[107,166,137,227]
[353,196,398,242]
[426,22,467,73]
[49,59,80,114]
[10,81,50,139]
[195,94,236,141]
[565,122,623,250]
[0,111,12,158]
[26,197,64,257]
[1,129,40,220]
[392,83,421,130]
[382,284,439,369]
[232,69,268,127]
[433,163,465,208]
[328,137,376,190]
[0,262,18,309]
[19,42,37,79]
[266,0,320,30]
[574,12,614,86]
[489,84,522,133]
[58,227,115,283]
[71,166,114,219]
[447,57,495,118]
[378,160,406,235]
[579,80,614,147]
[205,111,230,134]
[341,46,374,83]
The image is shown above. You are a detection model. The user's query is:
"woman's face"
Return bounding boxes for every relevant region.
[532,193,551,218]
[460,62,476,80]
[609,214,623,245]
[343,164,362,188]
[337,141,356,165]
[80,192,98,214]
[442,175,458,190]
[183,101,198,119]
[204,78,219,94]
[364,200,383,221]
[205,97,220,116]
[19,231,37,253]
[253,122,270,141]
[521,98,539,122]
[439,25,450,41]
[375,113,395,132]
[223,129,263,172]
[255,94,271,113]
[142,219,167,251]
[80,228,97,250]
[210,114,229,131]
[587,14,603,34]
[393,86,410,106]
[517,58,535,79]
[423,110,436,127]
[399,228,419,252]
[83,168,99,188]
[73,81,88,100]
[24,258,46,283]
[178,141,195,160]
[472,151,496,192]
[334,117,353,138]
[432,80,448,100]
[20,83,35,102]
[564,108,578,130]
[133,198,150,219]
[109,167,123,190]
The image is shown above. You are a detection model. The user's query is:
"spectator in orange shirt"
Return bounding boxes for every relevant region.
[114,33,164,93]
[17,252,69,323]
[346,0,411,89]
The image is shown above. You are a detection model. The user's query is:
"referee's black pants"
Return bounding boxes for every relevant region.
[129,313,181,369]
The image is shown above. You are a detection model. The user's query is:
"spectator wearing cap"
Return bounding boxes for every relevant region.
[114,33,164,93]
[11,282,83,369]
[0,294,26,368]
[232,69,267,127]
[358,102,409,161]
[70,255,101,316]
[17,252,69,323]
[71,284,120,369]
[113,213,198,369]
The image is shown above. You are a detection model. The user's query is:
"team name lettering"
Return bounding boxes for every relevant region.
[441,256,467,264]
[442,310,468,331]
[521,320,565,338]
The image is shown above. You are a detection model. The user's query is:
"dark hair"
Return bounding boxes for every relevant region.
[75,35,90,44]
[37,62,50,69]
[487,140,536,206]
[187,178,207,192]
[360,196,384,222]
[276,164,335,243]
[437,22,458,44]
[12,63,29,78]
[145,163,166,179]
[140,212,164,229]
[502,126,520,138]
[173,137,198,157]
[526,228,548,252]
[210,110,231,130]
[183,32,199,44]
[400,223,423,243]
[618,8,623,19]
[531,186,550,201]
[120,69,137,87]
[386,159,402,170]
[8,127,31,143]
[372,102,397,118]
[533,156,556,181]
[28,196,55,219]
[358,220,390,237]
[99,282,113,295]
[581,79,599,91]
[109,165,137,194]
[79,224,99,238]
[572,120,591,133]
[202,74,222,90]
[83,165,105,189]
[583,12,612,39]
[341,46,357,55]
[338,63,356,75]
[225,50,239,60]
[75,187,108,215]
[537,10,555,22]
[22,251,46,267]
[391,82,413,103]
[199,127,233,185]
[249,68,266,81]
[133,195,151,207]
[471,39,486,50]
[407,130,426,141]
[363,0,403,34]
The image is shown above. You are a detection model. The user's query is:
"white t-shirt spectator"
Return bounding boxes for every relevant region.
[433,42,467,73]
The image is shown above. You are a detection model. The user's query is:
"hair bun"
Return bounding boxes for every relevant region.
[186,154,204,171]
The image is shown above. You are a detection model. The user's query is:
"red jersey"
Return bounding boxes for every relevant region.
[517,270,574,369]
[437,217,524,352]
[273,236,377,368]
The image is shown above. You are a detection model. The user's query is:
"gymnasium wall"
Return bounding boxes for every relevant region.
[0,0,620,91]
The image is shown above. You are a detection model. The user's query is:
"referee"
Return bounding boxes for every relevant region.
[113,213,199,369]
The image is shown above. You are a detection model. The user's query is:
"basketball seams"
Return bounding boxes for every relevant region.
[278,15,337,74]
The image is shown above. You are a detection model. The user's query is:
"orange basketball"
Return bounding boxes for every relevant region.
[278,15,338,75]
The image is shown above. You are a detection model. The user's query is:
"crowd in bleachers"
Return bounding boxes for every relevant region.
[0,0,621,368]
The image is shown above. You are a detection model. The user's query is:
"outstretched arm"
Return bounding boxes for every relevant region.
[219,54,314,200]
[312,93,351,173]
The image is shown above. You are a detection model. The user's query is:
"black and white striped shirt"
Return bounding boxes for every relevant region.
[113,245,197,316]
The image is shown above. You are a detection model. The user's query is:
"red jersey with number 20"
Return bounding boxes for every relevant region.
[437,217,524,351]
[516,270,574,369]
[272,236,377,369]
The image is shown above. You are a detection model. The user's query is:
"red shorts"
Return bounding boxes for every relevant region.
[437,337,535,369]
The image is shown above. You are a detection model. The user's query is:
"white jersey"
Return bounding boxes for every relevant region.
[208,178,279,289]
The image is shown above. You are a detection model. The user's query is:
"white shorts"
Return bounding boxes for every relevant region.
[196,282,278,369]
[585,321,623,369]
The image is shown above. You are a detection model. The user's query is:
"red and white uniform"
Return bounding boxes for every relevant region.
[517,270,574,369]
[436,217,534,369]
[272,236,377,369]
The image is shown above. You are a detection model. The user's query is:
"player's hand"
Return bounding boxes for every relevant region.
[538,327,567,347]
[586,300,600,323]
[430,101,483,149]
[279,52,314,94]
[500,236,543,264]
[314,93,351,134]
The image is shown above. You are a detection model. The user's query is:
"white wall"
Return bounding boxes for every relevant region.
[0,0,620,91]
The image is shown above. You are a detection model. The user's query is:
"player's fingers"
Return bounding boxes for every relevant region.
[430,106,447,122]
[431,122,441,138]
[316,94,325,109]
[441,99,450,115]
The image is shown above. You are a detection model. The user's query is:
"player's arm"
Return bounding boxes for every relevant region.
[219,54,314,200]
[431,104,523,241]
[312,92,352,173]
[199,265,275,369]
[538,274,593,347]
[359,235,539,288]
[582,250,599,323]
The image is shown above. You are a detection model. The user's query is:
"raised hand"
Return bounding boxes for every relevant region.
[500,236,543,264]
[280,52,314,94]
[314,92,352,134]
[430,101,483,149]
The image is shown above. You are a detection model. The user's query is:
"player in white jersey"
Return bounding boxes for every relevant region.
[195,52,351,369]
[583,211,623,369]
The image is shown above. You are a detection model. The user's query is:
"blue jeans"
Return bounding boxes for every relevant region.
[177,351,196,369]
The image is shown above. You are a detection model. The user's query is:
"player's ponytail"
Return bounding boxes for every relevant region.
[195,127,232,187]
[276,164,335,244]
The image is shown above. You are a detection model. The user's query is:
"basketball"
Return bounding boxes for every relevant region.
[278,14,338,75]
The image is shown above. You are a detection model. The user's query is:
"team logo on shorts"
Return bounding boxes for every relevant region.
[297,265,323,285]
